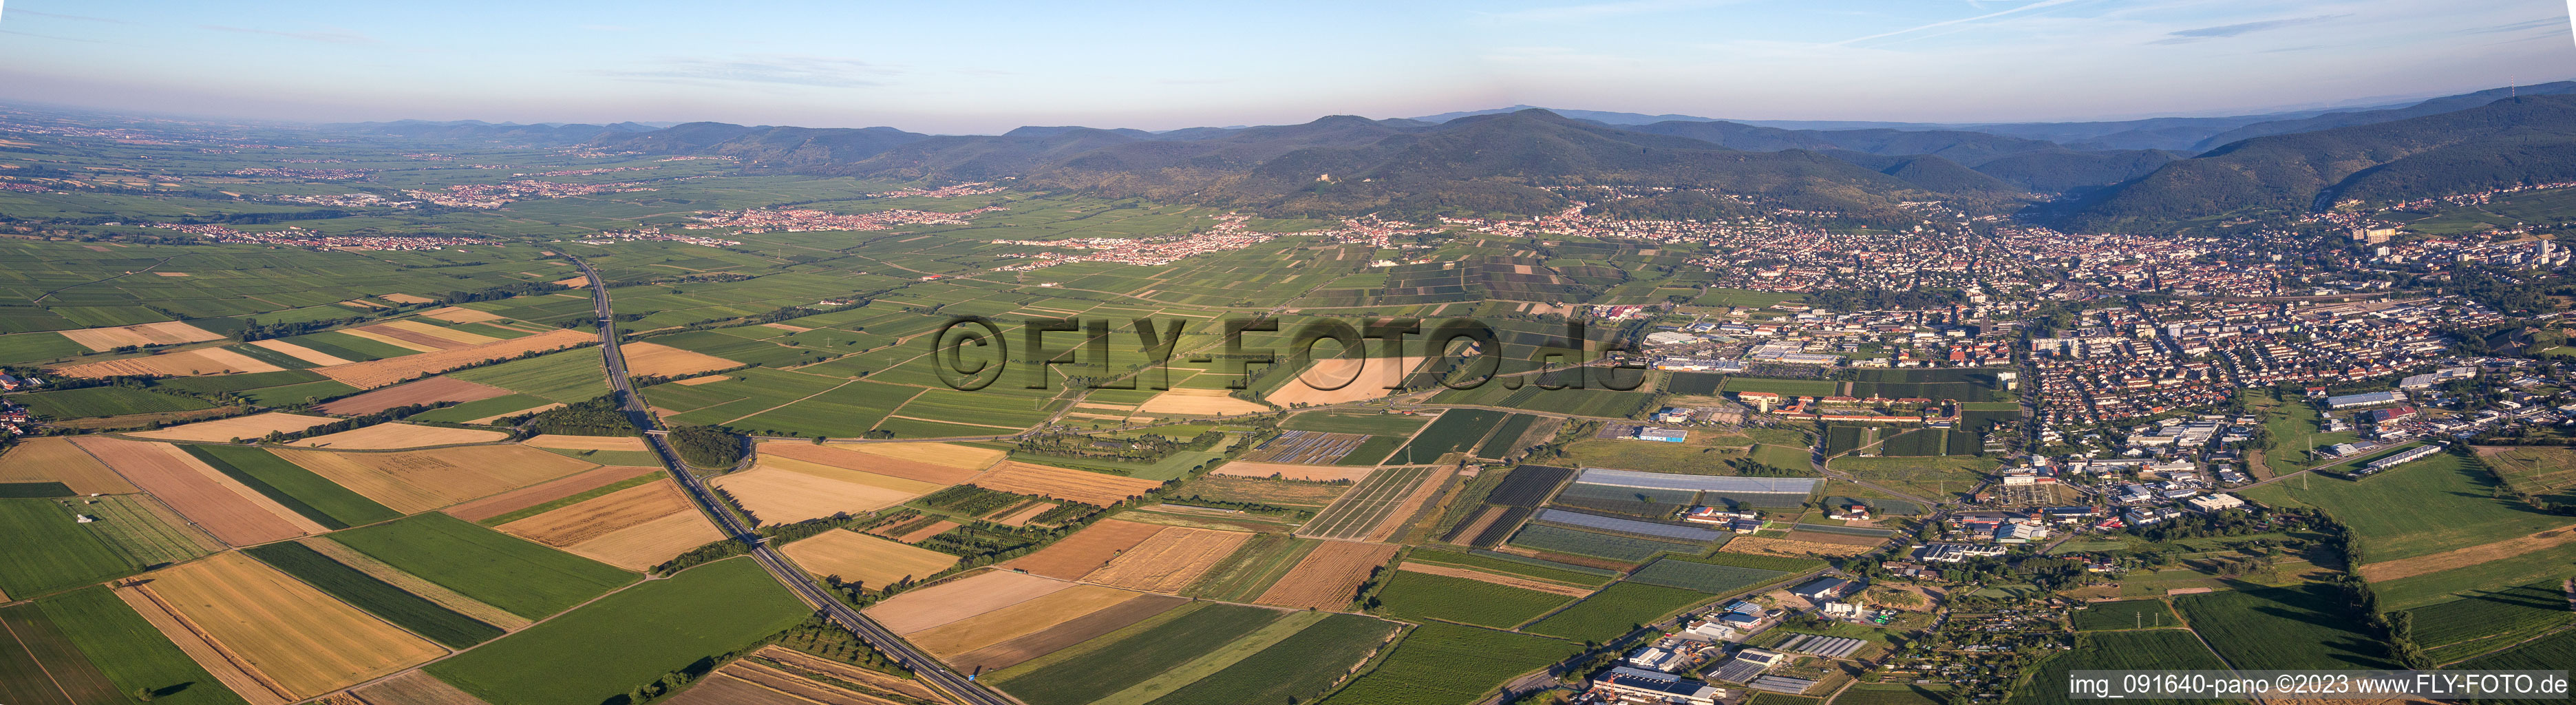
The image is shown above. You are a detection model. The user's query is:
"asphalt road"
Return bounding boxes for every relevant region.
[568,256,1017,705]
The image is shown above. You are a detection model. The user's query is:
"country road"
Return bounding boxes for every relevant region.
[569,255,1019,705]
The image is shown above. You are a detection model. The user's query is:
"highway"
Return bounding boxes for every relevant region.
[568,256,1016,705]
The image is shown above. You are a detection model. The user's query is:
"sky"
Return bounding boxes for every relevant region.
[0,0,2569,134]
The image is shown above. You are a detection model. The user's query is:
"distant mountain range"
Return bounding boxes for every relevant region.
[319,83,2576,231]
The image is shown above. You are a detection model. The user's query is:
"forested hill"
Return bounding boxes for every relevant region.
[2060,94,2576,232]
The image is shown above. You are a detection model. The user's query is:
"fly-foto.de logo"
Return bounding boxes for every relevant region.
[927,316,1651,393]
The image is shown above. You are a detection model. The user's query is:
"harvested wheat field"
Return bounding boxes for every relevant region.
[56,348,284,378]
[248,339,356,366]
[317,377,513,415]
[780,529,959,589]
[756,646,950,702]
[1256,540,1400,609]
[498,479,723,569]
[621,342,741,377]
[867,518,960,544]
[415,306,504,324]
[59,321,224,350]
[521,434,649,452]
[990,502,1055,527]
[665,666,859,705]
[756,441,984,485]
[1212,461,1374,482]
[352,669,492,705]
[1003,519,1167,580]
[1083,527,1253,593]
[0,436,138,494]
[552,276,590,288]
[972,461,1163,506]
[115,586,291,705]
[946,593,1191,673]
[272,444,597,514]
[440,464,661,522]
[378,293,436,305]
[716,456,945,523]
[906,585,1139,657]
[1136,388,1270,416]
[1267,355,1418,406]
[317,328,592,389]
[864,569,1074,634]
[288,423,510,450]
[1724,536,1877,558]
[337,328,438,352]
[462,402,561,425]
[836,441,1008,470]
[360,321,499,349]
[1398,562,1591,597]
[72,436,319,545]
[2359,526,2576,582]
[297,538,530,631]
[131,412,337,442]
[142,551,443,699]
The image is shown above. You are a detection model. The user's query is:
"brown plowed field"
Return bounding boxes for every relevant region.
[142,552,443,699]
[317,328,592,389]
[1002,519,1165,579]
[248,339,354,366]
[286,423,510,450]
[863,570,1073,634]
[130,412,337,443]
[440,464,661,522]
[1211,461,1374,482]
[351,669,493,705]
[779,529,959,589]
[1397,562,1591,597]
[757,443,985,485]
[0,436,138,494]
[56,348,284,378]
[2359,526,2576,582]
[59,321,224,350]
[945,593,1189,673]
[271,445,598,514]
[904,585,1138,657]
[1083,527,1253,593]
[520,434,650,452]
[1255,540,1398,609]
[73,437,316,545]
[970,461,1162,506]
[115,585,290,705]
[317,377,513,415]
[621,342,741,377]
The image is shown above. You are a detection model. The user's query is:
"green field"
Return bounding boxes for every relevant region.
[2070,598,2181,631]
[1624,558,1791,594]
[149,369,327,394]
[1721,377,1839,396]
[2174,585,2389,670]
[1371,570,1577,629]
[404,393,554,423]
[2008,630,2228,705]
[1386,410,1504,464]
[1504,523,1699,562]
[326,512,637,620]
[2401,581,2576,663]
[1142,613,1402,705]
[1522,582,1710,643]
[0,601,123,705]
[424,558,807,705]
[237,379,362,407]
[2242,453,2572,562]
[242,541,503,649]
[181,445,401,529]
[1185,536,1318,602]
[38,586,251,705]
[1836,686,1949,705]
[1405,549,1615,586]
[448,347,610,401]
[2457,624,2576,671]
[0,498,147,598]
[1319,621,1577,705]
[994,603,1285,705]
[14,386,213,419]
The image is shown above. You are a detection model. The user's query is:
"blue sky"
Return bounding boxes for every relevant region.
[1,0,2568,133]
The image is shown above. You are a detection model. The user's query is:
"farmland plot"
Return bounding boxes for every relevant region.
[988,603,1285,705]
[906,585,1140,657]
[327,513,637,620]
[1372,569,1578,629]
[138,551,444,700]
[313,376,513,416]
[710,456,944,525]
[423,558,807,705]
[286,423,511,450]
[1524,582,1712,643]
[272,445,599,514]
[1626,558,1792,595]
[72,437,321,546]
[1319,621,1576,705]
[0,437,137,494]
[972,461,1164,506]
[2175,585,2390,670]
[2008,630,2228,705]
[1005,519,1167,579]
[1084,527,1254,593]
[241,541,503,649]
[496,478,724,570]
[1299,465,1434,539]
[778,529,959,589]
[864,570,1076,634]
[128,412,336,443]
[1254,540,1398,609]
[39,585,257,705]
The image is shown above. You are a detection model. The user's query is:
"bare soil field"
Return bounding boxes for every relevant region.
[1136,388,1271,416]
[115,585,290,705]
[317,377,513,415]
[1255,540,1399,609]
[272,444,597,514]
[2358,526,2576,582]
[352,669,493,705]
[1212,461,1374,482]
[440,464,661,522]
[498,479,722,569]
[1723,536,1877,558]
[780,529,960,589]
[946,593,1190,673]
[59,321,223,350]
[758,442,986,484]
[249,339,356,366]
[0,436,138,494]
[621,342,741,377]
[1397,562,1591,596]
[1266,356,1418,406]
[712,457,944,525]
[991,502,1055,527]
[1003,519,1166,579]
[864,570,1074,634]
[972,461,1164,505]
[415,306,504,324]
[317,328,592,389]
[57,348,284,378]
[288,423,511,450]
[74,436,319,545]
[521,434,650,452]
[298,538,531,630]
[142,551,443,699]
[130,412,337,442]
[906,585,1138,657]
[1083,527,1253,593]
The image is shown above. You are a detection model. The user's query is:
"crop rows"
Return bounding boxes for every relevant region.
[244,541,504,649]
